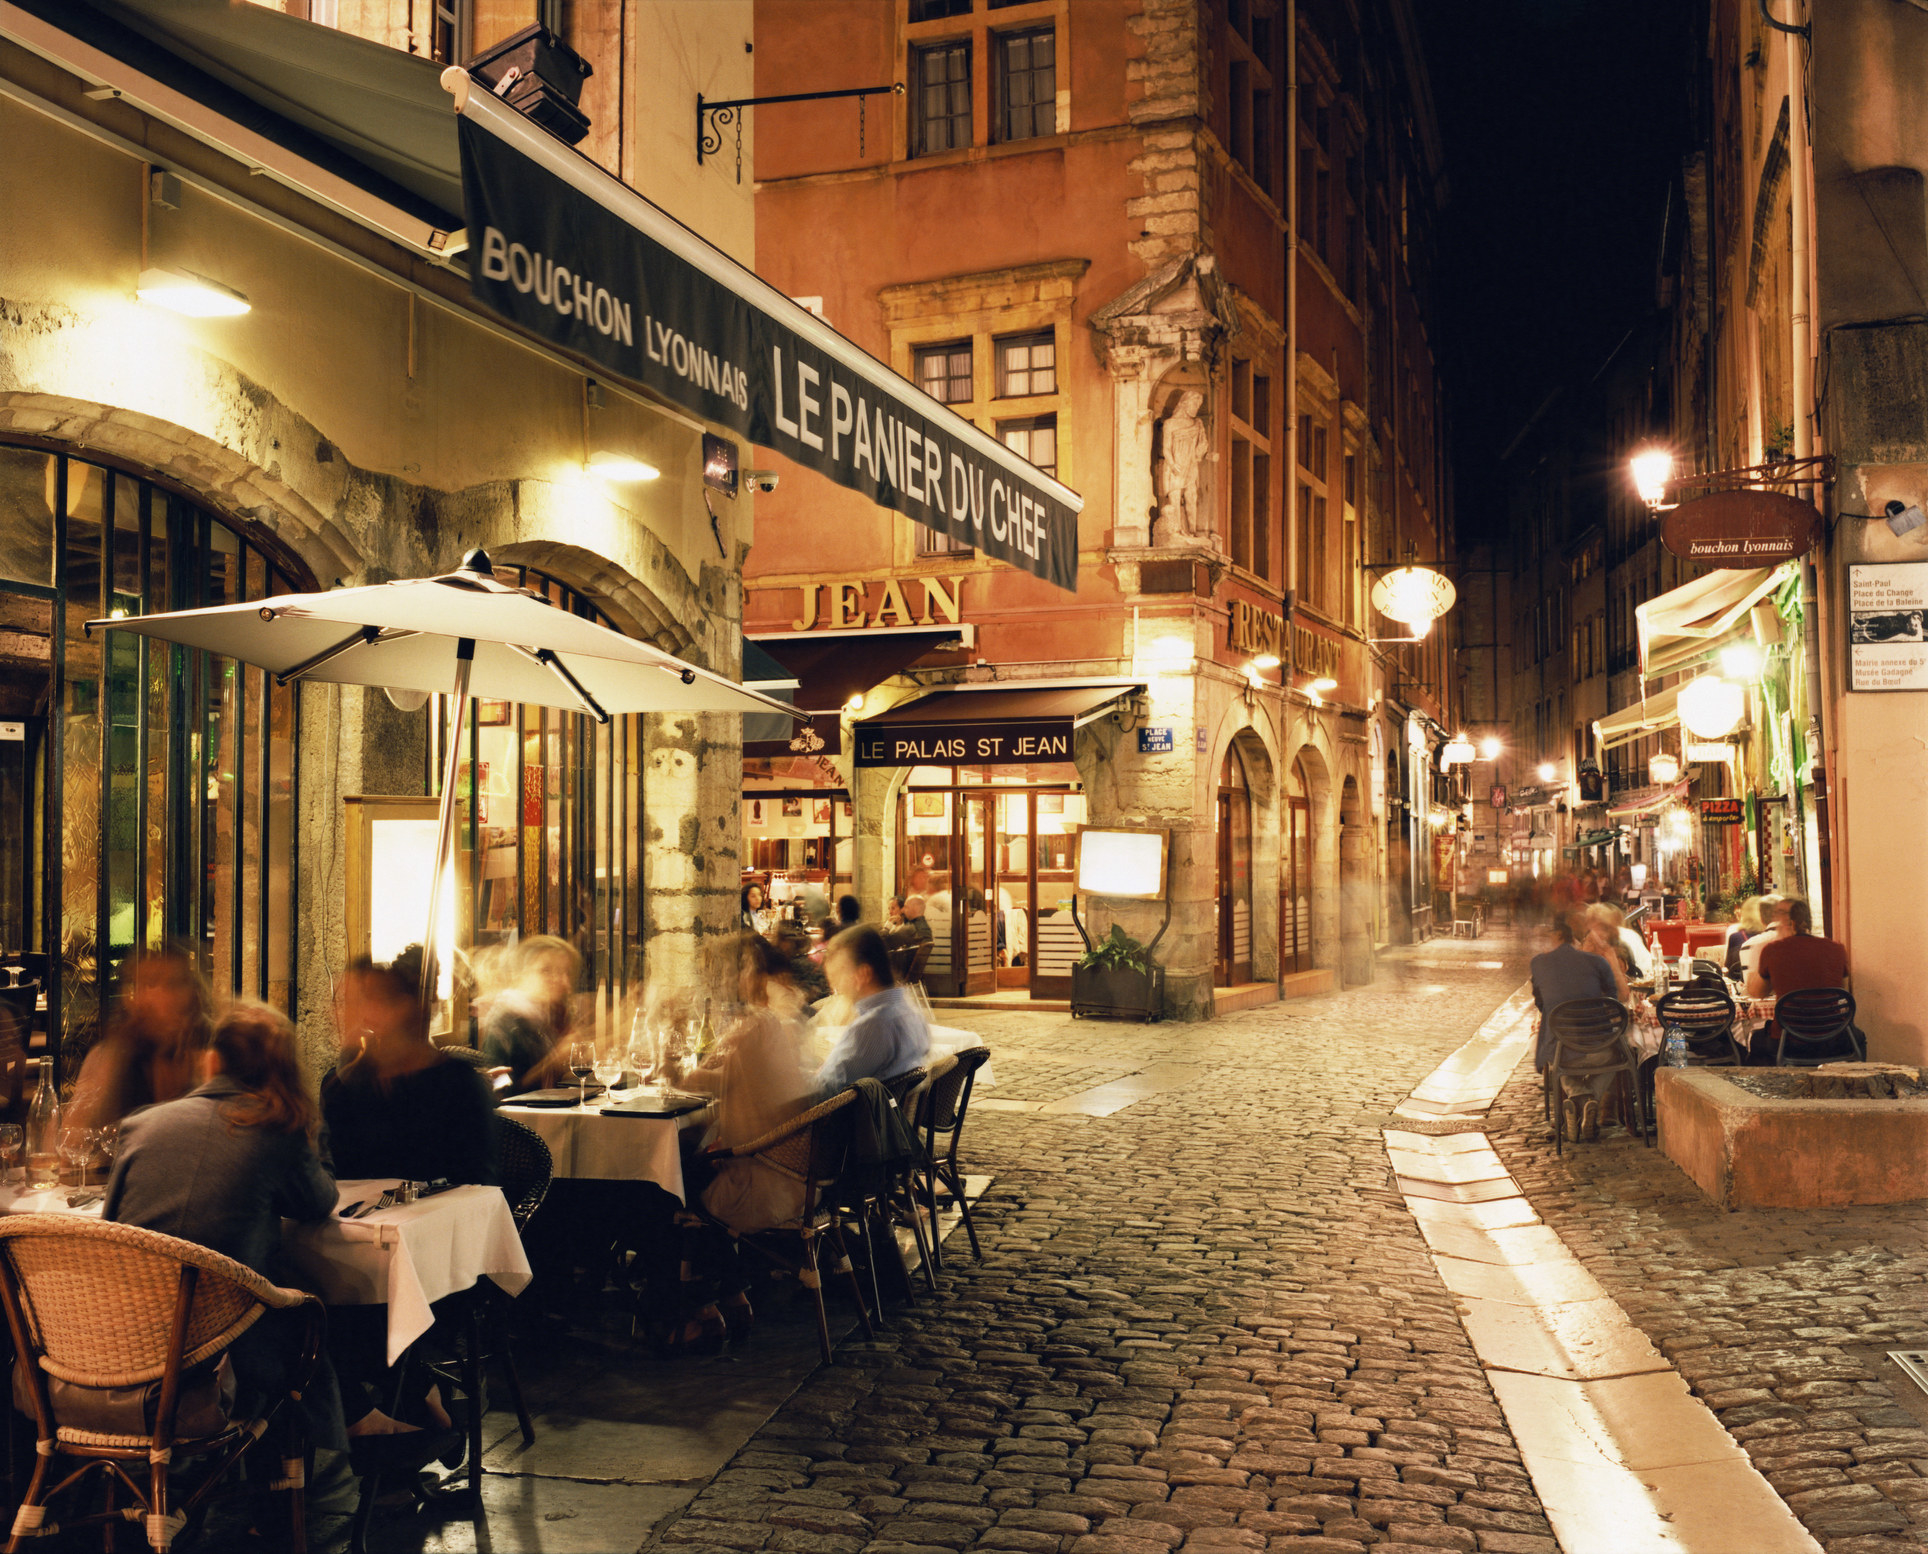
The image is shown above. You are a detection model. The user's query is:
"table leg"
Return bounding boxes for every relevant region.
[463,1300,485,1507]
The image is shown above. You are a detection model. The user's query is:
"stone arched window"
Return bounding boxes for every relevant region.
[0,441,310,1073]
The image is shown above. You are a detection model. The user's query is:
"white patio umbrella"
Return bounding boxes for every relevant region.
[86,548,796,1002]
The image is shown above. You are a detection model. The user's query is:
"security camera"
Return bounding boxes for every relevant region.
[746,470,780,494]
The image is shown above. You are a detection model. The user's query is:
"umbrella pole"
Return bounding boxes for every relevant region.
[420,639,475,1015]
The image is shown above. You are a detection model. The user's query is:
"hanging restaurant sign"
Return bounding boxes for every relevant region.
[1700,798,1745,824]
[855,718,1073,768]
[1659,491,1819,568]
[450,94,1080,590]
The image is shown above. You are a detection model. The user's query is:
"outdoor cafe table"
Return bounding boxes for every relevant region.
[0,1178,529,1366]
[499,1090,704,1196]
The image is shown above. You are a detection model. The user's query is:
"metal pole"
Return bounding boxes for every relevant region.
[420,639,475,1011]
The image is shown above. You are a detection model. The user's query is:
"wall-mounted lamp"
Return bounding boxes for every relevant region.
[1249,653,1282,672]
[588,450,660,482]
[1478,736,1503,760]
[1536,761,1557,783]
[1649,751,1680,784]
[1306,676,1338,696]
[1630,448,1674,509]
[842,693,864,714]
[136,266,250,317]
[1718,641,1763,681]
[1442,736,1477,767]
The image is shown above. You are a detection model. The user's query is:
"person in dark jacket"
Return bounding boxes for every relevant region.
[323,951,496,1186]
[479,935,580,1095]
[105,1001,346,1448]
[70,944,213,1134]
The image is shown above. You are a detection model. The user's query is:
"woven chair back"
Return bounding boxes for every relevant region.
[920,1047,988,1132]
[435,1043,493,1071]
[0,1218,271,1389]
[1545,998,1631,1058]
[915,1056,959,1128]
[492,1113,554,1230]
[901,942,932,984]
[1776,987,1857,1048]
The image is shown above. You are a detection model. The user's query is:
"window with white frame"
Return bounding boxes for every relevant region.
[912,39,973,156]
[1227,359,1273,580]
[995,27,1056,143]
[995,330,1056,397]
[914,340,973,404]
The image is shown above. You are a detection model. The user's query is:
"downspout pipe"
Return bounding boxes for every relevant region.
[1281,0,1297,997]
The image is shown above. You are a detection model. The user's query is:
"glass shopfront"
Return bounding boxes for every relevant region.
[427,566,644,1032]
[897,762,1086,1000]
[0,443,303,1073]
[741,779,855,914]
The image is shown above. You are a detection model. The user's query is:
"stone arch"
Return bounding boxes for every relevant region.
[0,392,353,587]
[1207,707,1279,987]
[487,539,695,656]
[1338,772,1373,986]
[1286,737,1338,971]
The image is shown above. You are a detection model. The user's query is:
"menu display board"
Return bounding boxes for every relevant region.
[1849,563,1928,691]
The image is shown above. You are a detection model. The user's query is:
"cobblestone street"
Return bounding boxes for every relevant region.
[649,930,1559,1554]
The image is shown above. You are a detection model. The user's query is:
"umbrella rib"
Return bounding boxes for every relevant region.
[508,644,611,724]
[272,625,419,686]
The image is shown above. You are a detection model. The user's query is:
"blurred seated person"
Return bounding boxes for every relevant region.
[1592,902,1651,980]
[834,894,861,931]
[1746,896,1855,1061]
[816,927,929,1093]
[104,1002,357,1449]
[1726,895,1772,980]
[1736,894,1784,984]
[70,944,213,1133]
[1531,913,1623,1141]
[772,921,830,1005]
[740,883,772,935]
[324,949,496,1185]
[885,896,903,927]
[883,895,934,951]
[1572,906,1631,1003]
[480,934,581,1095]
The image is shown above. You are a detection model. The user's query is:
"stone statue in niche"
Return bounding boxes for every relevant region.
[1156,390,1211,539]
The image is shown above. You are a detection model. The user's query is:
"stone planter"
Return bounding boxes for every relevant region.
[1070,963,1165,1023]
[1657,1065,1928,1209]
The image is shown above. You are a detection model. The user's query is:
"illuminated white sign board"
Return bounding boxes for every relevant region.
[1074,828,1168,899]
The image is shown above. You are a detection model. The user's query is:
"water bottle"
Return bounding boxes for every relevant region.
[1664,1024,1689,1068]
[24,1062,60,1191]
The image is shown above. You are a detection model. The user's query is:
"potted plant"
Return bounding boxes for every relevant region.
[1071,924,1165,1022]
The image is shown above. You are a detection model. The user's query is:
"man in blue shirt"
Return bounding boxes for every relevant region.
[818,927,929,1094]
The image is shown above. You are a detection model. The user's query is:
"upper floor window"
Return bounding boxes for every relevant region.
[913,40,973,156]
[1228,360,1273,580]
[915,340,974,404]
[995,27,1056,143]
[910,0,971,18]
[998,415,1058,477]
[1224,0,1276,199]
[995,330,1056,397]
[1297,406,1332,612]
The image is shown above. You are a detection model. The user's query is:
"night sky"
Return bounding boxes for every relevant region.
[1419,0,1699,541]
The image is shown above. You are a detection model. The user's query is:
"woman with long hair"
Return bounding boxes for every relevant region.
[479,934,581,1095]
[70,944,213,1132]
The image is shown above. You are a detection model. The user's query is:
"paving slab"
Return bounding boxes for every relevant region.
[1429,1251,1610,1307]
[1454,1292,1672,1381]
[1402,1192,1543,1230]
[1384,1145,1512,1182]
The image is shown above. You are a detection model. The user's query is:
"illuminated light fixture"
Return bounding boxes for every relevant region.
[1677,674,1747,739]
[1249,653,1282,671]
[1371,566,1456,627]
[588,450,660,482]
[1307,676,1338,695]
[1649,751,1681,784]
[1631,447,1674,509]
[1478,736,1503,760]
[1442,736,1477,767]
[1536,761,1557,783]
[843,694,864,714]
[135,266,250,317]
[1719,641,1764,680]
[1686,741,1735,763]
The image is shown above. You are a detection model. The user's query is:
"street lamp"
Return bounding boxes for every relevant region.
[1536,761,1557,783]
[1442,735,1477,767]
[1630,448,1674,509]
[1719,641,1764,680]
[1479,736,1503,761]
[1678,675,1747,739]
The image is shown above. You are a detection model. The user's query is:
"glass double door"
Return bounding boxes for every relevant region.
[901,783,1079,1000]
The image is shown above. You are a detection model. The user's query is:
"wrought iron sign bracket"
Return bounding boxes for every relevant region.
[698,82,904,184]
[1660,453,1836,508]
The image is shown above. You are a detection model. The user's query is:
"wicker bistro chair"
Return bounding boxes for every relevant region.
[1541,999,1647,1156]
[698,1088,877,1365]
[873,1068,937,1304]
[1774,988,1865,1067]
[1653,985,1745,1066]
[0,1214,323,1553]
[913,1047,989,1277]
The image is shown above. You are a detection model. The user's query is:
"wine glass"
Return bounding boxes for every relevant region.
[90,1123,121,1181]
[594,1046,624,1101]
[627,1010,653,1089]
[0,1125,22,1187]
[57,1124,91,1190]
[567,1040,596,1107]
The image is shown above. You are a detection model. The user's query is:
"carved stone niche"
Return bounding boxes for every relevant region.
[1090,253,1242,574]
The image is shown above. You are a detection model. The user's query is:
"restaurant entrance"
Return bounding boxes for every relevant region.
[897,763,1085,1001]
[1215,745,1253,986]
[1282,756,1314,974]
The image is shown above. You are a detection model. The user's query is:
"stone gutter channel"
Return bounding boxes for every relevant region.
[1385,985,1822,1554]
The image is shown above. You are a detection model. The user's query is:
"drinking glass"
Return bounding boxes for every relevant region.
[0,1125,21,1186]
[57,1125,91,1189]
[627,1010,653,1087]
[90,1123,121,1178]
[594,1047,624,1100]
[568,1040,596,1107]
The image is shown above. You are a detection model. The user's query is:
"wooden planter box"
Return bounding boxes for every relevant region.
[1070,963,1165,1022]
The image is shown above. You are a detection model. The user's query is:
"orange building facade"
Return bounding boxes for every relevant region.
[740,0,1460,1017]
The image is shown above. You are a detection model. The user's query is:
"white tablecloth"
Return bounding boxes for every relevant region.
[499,1102,689,1195]
[282,1181,531,1364]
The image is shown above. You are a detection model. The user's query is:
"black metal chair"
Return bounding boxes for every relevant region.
[869,1067,936,1304]
[1774,988,1864,1067]
[1542,999,1646,1155]
[914,1047,989,1276]
[1653,985,1745,1066]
